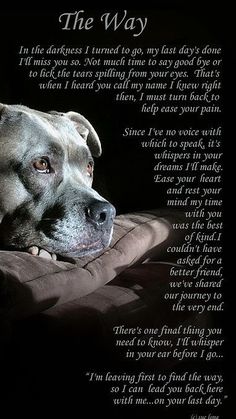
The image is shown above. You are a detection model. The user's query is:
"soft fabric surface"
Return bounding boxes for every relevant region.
[40,261,197,332]
[0,212,171,321]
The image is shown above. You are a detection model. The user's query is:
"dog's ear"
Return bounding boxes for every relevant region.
[65,111,102,157]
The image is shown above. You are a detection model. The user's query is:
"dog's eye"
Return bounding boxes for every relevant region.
[87,161,94,177]
[33,158,51,174]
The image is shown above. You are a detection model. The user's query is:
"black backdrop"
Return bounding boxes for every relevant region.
[0,3,233,416]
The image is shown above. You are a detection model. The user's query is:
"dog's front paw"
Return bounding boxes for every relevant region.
[27,246,57,260]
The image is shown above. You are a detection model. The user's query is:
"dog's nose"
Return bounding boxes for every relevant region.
[86,201,116,226]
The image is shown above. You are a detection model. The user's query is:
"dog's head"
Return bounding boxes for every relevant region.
[0,104,115,257]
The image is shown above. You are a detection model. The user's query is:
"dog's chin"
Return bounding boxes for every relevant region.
[41,230,113,258]
[57,240,105,258]
[2,227,113,258]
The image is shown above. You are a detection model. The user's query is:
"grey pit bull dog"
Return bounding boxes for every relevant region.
[0,103,115,260]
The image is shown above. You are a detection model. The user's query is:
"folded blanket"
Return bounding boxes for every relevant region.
[0,211,172,321]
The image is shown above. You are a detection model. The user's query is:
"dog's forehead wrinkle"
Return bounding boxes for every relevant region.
[9,105,60,126]
[10,105,85,149]
[27,112,63,140]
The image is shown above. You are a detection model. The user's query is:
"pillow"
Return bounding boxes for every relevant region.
[0,211,171,321]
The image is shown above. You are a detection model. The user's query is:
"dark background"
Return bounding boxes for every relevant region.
[0,2,233,417]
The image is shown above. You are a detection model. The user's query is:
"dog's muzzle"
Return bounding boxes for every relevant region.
[37,198,116,257]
